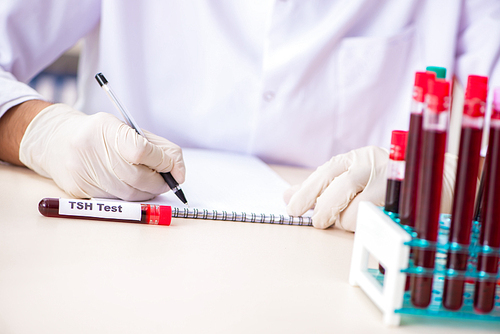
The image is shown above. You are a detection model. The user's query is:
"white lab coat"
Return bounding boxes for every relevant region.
[1,0,500,168]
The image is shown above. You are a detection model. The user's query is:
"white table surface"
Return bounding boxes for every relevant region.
[0,163,498,334]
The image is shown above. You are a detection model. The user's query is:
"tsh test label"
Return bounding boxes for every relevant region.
[59,198,142,221]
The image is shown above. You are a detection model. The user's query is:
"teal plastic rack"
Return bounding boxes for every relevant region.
[349,201,499,326]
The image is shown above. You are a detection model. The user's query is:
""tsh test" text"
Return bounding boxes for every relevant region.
[68,201,123,213]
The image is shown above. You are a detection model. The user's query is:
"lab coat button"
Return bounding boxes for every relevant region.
[263,91,275,102]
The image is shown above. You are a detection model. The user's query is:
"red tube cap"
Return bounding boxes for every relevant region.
[428,78,450,97]
[159,205,172,226]
[413,72,436,102]
[426,79,450,113]
[389,130,408,161]
[465,75,488,102]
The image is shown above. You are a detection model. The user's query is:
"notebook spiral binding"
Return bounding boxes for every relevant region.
[171,207,313,226]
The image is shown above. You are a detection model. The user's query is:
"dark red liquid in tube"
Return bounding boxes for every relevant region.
[399,72,436,227]
[410,78,450,308]
[474,87,500,314]
[384,180,402,213]
[442,75,487,311]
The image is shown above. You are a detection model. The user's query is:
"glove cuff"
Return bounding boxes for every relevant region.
[19,103,85,177]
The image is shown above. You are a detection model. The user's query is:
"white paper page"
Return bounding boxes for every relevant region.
[146,149,306,216]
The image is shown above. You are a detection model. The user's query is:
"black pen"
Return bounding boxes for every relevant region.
[473,149,489,222]
[95,72,188,206]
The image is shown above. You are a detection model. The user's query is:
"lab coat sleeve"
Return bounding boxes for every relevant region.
[455,0,500,90]
[0,0,101,116]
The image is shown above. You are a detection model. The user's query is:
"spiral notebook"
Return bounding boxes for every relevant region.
[146,148,313,226]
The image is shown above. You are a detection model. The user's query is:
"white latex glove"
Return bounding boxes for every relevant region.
[19,103,185,201]
[285,146,457,232]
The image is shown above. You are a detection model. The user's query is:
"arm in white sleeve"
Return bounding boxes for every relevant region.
[0,0,101,115]
[455,0,500,89]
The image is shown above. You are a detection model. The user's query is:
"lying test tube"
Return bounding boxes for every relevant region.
[38,198,172,226]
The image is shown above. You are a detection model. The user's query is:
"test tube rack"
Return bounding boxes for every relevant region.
[349,201,500,326]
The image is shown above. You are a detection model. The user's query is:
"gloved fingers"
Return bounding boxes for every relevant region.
[143,129,186,184]
[111,162,171,197]
[310,167,370,229]
[58,158,163,201]
[286,156,352,216]
[335,172,387,232]
[112,124,186,193]
[283,184,301,205]
[103,181,161,202]
[95,186,158,202]
[62,178,119,200]
[114,122,178,177]
[65,115,170,197]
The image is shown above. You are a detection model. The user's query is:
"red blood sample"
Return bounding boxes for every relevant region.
[474,87,500,314]
[442,75,488,310]
[410,78,450,308]
[399,72,436,227]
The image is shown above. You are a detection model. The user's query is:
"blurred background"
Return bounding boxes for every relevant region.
[28,41,81,107]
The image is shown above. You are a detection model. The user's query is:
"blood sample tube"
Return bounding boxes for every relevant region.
[442,75,488,310]
[474,87,500,314]
[38,197,172,225]
[410,78,450,308]
[385,130,408,213]
[399,71,436,227]
[380,130,408,274]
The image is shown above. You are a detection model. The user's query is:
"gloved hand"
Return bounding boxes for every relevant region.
[19,103,185,201]
[285,146,457,232]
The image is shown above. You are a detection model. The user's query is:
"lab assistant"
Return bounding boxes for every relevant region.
[1,0,500,168]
